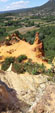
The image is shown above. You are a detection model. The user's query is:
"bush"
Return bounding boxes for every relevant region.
[36,23,40,27]
[13,63,25,73]
[1,63,9,71]
[24,61,40,74]
[39,33,45,40]
[1,57,15,71]
[14,31,23,39]
[32,68,39,75]
[39,64,46,73]
[5,57,15,65]
[17,55,27,63]
[0,28,6,36]
[23,30,36,44]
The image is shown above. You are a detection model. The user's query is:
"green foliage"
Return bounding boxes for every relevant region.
[45,68,54,77]
[13,61,39,74]
[32,68,38,75]
[36,23,40,27]
[22,18,34,27]
[42,16,55,22]
[5,57,15,64]
[27,21,34,27]
[23,26,55,61]
[10,59,46,74]
[37,64,46,73]
[14,31,23,39]
[39,26,55,61]
[17,55,27,63]
[24,61,46,75]
[30,15,41,19]
[0,27,7,42]
[23,30,37,44]
[5,20,22,27]
[39,33,45,40]
[13,63,25,73]
[1,57,55,77]
[0,28,6,35]
[1,63,9,71]
[1,57,15,71]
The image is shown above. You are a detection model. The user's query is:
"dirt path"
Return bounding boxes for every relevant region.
[9,26,38,34]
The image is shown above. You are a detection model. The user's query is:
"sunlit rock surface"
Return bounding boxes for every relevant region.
[0,71,55,113]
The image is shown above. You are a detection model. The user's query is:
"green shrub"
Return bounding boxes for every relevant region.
[24,61,39,74]
[37,64,46,73]
[14,31,23,39]
[17,55,27,63]
[32,68,39,75]
[45,68,54,77]
[1,63,9,71]
[36,23,40,27]
[23,30,37,44]
[13,63,25,73]
[5,57,15,65]
[1,57,15,71]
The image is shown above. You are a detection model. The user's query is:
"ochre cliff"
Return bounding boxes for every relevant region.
[32,32,44,58]
[0,32,51,68]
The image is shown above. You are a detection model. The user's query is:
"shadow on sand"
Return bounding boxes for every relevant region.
[0,80,30,113]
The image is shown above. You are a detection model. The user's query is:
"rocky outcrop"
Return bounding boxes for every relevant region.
[0,71,55,113]
[0,71,48,113]
[5,33,20,45]
[6,32,44,58]
[28,83,55,113]
[32,32,44,58]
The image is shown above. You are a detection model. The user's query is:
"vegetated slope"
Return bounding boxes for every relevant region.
[35,0,55,15]
[0,0,55,16]
[22,0,55,17]
[39,26,55,61]
[40,0,55,9]
[23,26,55,62]
[0,33,51,68]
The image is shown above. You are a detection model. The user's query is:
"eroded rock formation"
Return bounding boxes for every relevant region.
[0,32,51,68]
[32,32,44,58]
[5,33,20,45]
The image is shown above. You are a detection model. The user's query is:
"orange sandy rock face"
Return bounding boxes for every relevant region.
[5,33,20,45]
[33,32,44,58]
[0,32,51,68]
